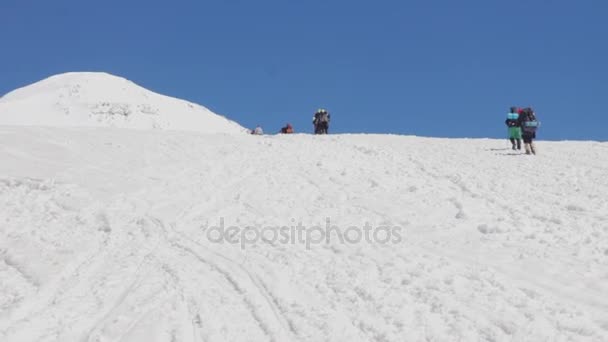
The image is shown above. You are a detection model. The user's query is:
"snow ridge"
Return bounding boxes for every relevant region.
[0,127,607,341]
[0,72,246,134]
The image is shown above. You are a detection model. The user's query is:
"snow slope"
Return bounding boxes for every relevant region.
[0,127,607,341]
[0,72,246,133]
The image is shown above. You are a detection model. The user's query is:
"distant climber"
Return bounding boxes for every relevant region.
[518,107,540,155]
[313,108,330,134]
[251,125,264,135]
[505,107,522,150]
[280,123,294,134]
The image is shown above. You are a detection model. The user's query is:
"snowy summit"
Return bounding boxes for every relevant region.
[0,72,246,133]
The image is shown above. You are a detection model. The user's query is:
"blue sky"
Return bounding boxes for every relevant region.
[1,0,606,140]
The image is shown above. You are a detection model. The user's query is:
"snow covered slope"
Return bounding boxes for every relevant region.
[0,127,607,341]
[0,72,246,133]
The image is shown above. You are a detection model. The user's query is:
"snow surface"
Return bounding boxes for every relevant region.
[0,72,247,134]
[0,126,607,341]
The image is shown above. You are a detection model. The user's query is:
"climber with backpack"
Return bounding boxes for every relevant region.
[313,108,330,134]
[505,106,522,150]
[518,107,540,155]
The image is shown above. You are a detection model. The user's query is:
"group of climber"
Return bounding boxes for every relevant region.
[252,106,542,156]
[505,106,541,155]
[250,108,331,136]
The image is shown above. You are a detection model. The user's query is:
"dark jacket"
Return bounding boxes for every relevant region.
[505,118,520,128]
[518,111,537,139]
[313,112,330,126]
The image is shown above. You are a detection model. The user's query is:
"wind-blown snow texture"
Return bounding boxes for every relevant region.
[0,72,246,133]
[0,126,607,341]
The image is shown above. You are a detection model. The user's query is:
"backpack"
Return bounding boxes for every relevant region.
[522,121,539,133]
[521,109,540,133]
[318,112,329,124]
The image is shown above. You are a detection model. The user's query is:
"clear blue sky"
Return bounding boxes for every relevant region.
[1,0,606,140]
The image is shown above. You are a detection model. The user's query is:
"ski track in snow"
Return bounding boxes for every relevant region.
[0,127,607,341]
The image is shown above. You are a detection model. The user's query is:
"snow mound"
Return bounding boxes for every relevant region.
[0,72,246,133]
[0,128,607,341]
